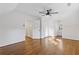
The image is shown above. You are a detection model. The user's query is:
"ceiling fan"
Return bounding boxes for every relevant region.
[39,9,58,16]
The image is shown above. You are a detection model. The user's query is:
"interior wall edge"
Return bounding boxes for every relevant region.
[26,35,60,40]
[0,40,24,48]
[0,40,24,47]
[62,37,79,41]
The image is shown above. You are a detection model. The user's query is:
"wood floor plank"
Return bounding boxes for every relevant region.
[0,36,79,55]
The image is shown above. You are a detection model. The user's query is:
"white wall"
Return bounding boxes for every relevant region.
[0,11,25,47]
[0,29,24,47]
[32,18,40,39]
[2,3,79,47]
[27,16,57,39]
[41,16,56,38]
[22,3,79,40]
[25,16,33,37]
[25,15,40,39]
[62,4,79,40]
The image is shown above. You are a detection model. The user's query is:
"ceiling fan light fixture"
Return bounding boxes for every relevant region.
[39,8,58,16]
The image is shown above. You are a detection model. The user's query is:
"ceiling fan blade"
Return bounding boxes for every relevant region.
[44,8,48,11]
[49,14,52,16]
[49,9,52,11]
[40,14,45,16]
[51,12,58,14]
[42,15,45,16]
[39,11,46,14]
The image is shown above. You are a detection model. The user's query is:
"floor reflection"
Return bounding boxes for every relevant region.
[25,36,63,55]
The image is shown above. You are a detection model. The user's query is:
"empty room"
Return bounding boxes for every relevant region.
[0,3,79,55]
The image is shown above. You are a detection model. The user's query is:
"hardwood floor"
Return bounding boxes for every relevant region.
[0,41,25,55]
[63,38,79,55]
[25,36,63,55]
[0,36,79,55]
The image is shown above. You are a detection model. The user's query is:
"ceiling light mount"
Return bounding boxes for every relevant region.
[67,3,71,6]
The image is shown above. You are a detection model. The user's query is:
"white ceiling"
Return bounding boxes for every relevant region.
[0,3,18,14]
[14,3,79,18]
[0,3,79,18]
[15,3,68,17]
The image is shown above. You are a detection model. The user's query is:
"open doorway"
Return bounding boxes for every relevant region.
[25,15,63,55]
